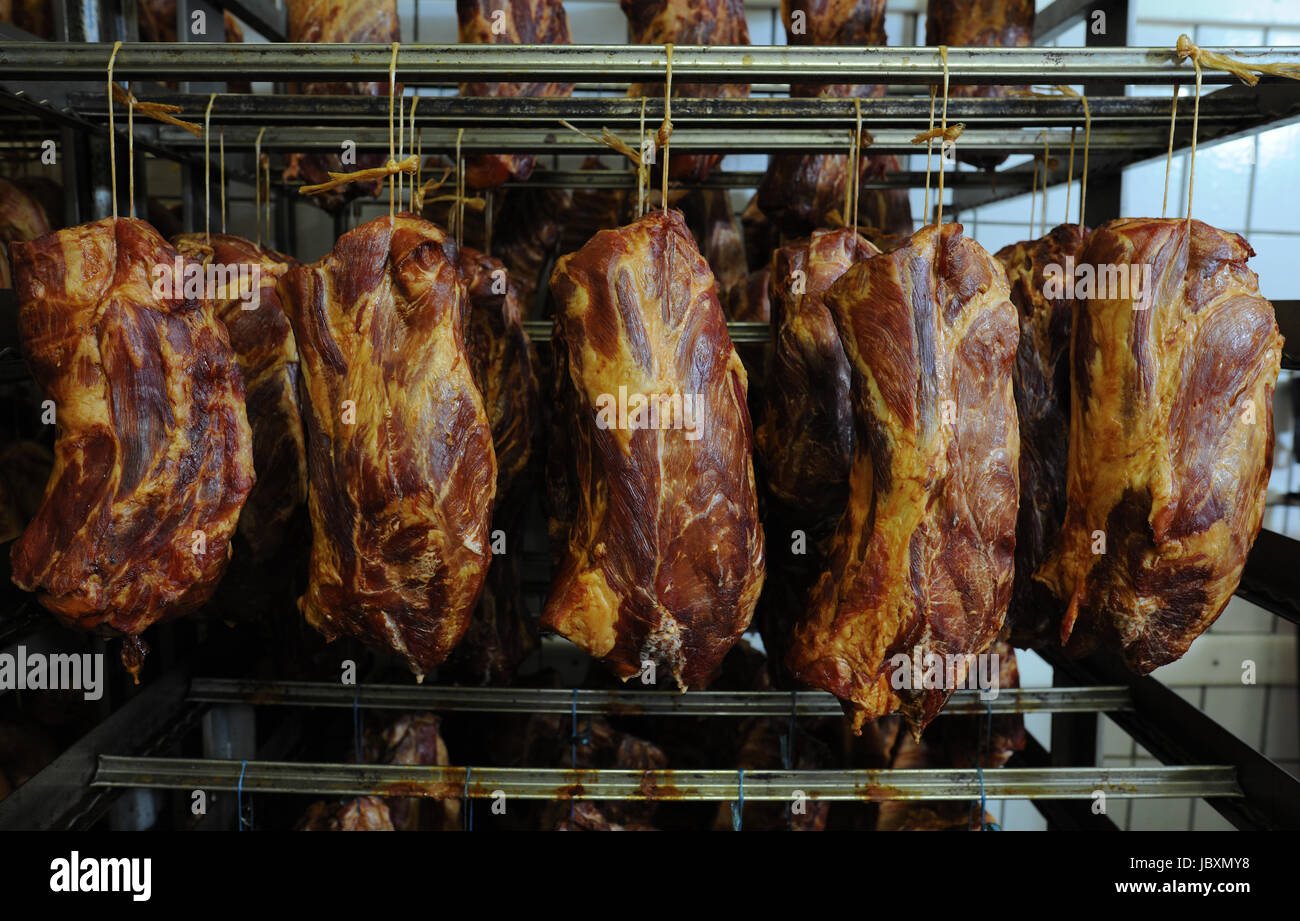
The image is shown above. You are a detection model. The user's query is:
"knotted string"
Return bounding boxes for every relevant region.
[851,97,864,231]
[204,93,216,242]
[658,43,674,211]
[220,128,227,234]
[127,81,135,218]
[1028,152,1038,238]
[1040,132,1050,237]
[107,41,121,220]
[1064,126,1076,226]
[254,126,266,245]
[1162,85,1179,219]
[936,45,949,226]
[1187,46,1202,222]
[923,87,935,221]
[389,42,399,224]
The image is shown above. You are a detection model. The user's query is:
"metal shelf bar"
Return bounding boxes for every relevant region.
[61,90,1283,128]
[5,43,1299,85]
[92,756,1242,801]
[186,679,1134,717]
[146,124,1196,154]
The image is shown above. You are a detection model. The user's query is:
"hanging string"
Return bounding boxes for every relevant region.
[127,81,135,218]
[850,97,864,231]
[107,41,121,221]
[1028,153,1038,238]
[219,128,226,234]
[1186,48,1202,222]
[455,127,465,249]
[658,43,674,212]
[262,153,271,248]
[1040,132,1050,238]
[395,95,404,211]
[936,45,949,227]
[204,93,217,243]
[1078,92,1090,234]
[923,86,936,223]
[388,42,399,225]
[1064,126,1076,226]
[1162,85,1179,218]
[639,98,648,216]
[254,126,266,246]
[408,94,420,213]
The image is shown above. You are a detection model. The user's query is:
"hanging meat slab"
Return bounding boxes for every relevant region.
[9,217,255,671]
[993,223,1085,647]
[278,214,497,677]
[1,176,51,288]
[544,209,765,689]
[457,0,574,189]
[1035,218,1282,673]
[282,0,399,213]
[174,234,306,562]
[787,223,1019,734]
[620,0,751,183]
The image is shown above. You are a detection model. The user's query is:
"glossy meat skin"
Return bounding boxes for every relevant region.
[10,218,254,651]
[174,234,306,562]
[994,224,1086,646]
[621,0,751,183]
[758,228,877,525]
[0,177,51,289]
[278,214,497,677]
[457,0,574,189]
[1035,218,1281,673]
[787,223,1020,734]
[544,209,765,689]
[283,0,399,211]
[489,183,572,318]
[726,267,770,322]
[759,2,911,237]
[364,713,460,830]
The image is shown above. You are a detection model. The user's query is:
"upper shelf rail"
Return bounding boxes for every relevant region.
[3,43,1300,85]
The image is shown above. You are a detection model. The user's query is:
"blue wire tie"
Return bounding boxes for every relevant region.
[463,766,473,832]
[236,759,248,831]
[731,769,745,831]
[353,687,363,763]
[570,688,579,823]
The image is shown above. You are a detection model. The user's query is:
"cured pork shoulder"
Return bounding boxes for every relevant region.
[10,218,254,671]
[787,223,1019,734]
[279,214,496,677]
[544,209,765,689]
[1035,218,1281,672]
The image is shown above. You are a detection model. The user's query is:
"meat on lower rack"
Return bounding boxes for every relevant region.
[9,217,255,675]
[278,213,497,678]
[1035,218,1282,673]
[173,233,307,563]
[544,208,766,689]
[457,0,574,189]
[787,223,1020,735]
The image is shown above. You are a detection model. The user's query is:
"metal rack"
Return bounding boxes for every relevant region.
[0,0,1298,831]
